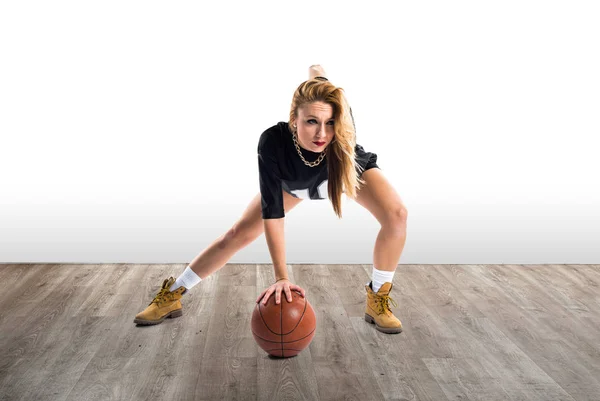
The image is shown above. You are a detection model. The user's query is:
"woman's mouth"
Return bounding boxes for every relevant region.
[313,141,325,146]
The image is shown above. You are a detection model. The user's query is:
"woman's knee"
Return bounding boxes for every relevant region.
[223,220,263,247]
[381,205,408,234]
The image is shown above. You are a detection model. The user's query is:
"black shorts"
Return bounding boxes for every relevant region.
[355,144,379,176]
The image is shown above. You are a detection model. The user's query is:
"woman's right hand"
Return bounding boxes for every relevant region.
[256,278,306,305]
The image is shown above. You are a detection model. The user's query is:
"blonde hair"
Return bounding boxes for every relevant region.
[288,78,366,219]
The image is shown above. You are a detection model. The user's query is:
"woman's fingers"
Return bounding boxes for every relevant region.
[258,290,270,304]
[256,284,306,305]
[291,285,305,298]
[271,288,286,304]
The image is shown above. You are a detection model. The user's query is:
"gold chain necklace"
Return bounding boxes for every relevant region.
[293,131,327,167]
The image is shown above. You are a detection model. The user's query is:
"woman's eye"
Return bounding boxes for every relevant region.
[308,119,334,125]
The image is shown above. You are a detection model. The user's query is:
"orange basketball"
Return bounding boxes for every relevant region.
[251,289,316,358]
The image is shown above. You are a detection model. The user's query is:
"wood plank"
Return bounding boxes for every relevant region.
[294,264,385,401]
[194,264,257,400]
[163,264,219,401]
[350,315,449,401]
[0,263,598,401]
[328,264,371,318]
[446,265,593,400]
[64,264,176,401]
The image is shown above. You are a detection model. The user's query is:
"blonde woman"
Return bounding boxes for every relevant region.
[134,65,408,334]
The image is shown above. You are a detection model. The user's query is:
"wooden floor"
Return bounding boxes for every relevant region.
[0,264,599,401]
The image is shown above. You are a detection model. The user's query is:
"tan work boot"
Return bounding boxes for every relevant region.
[364,281,403,334]
[134,277,186,325]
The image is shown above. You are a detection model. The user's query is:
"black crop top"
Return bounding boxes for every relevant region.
[257,111,379,219]
[257,121,329,219]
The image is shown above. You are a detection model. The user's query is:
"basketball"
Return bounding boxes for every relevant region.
[251,289,316,358]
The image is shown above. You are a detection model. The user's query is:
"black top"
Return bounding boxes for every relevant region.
[257,119,378,219]
[257,121,329,219]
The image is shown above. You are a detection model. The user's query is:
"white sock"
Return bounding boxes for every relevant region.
[170,265,202,292]
[371,266,395,293]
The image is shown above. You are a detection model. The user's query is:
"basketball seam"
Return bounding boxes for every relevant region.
[257,302,279,336]
[265,348,303,352]
[251,326,316,344]
[256,290,307,336]
[257,292,309,336]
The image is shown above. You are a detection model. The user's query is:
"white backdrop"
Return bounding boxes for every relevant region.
[1,1,598,264]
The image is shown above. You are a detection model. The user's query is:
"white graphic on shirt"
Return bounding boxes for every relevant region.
[290,188,310,199]
[289,179,329,200]
[316,179,328,199]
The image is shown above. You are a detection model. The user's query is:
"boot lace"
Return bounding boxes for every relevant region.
[375,294,398,315]
[150,287,173,305]
[149,278,176,305]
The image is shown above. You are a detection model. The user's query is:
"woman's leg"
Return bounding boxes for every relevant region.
[354,168,408,273]
[133,190,303,325]
[187,190,303,279]
[354,168,407,334]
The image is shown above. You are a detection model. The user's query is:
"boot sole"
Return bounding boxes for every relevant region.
[364,313,403,334]
[134,309,183,325]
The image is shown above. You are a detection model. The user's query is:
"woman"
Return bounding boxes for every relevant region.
[134,65,408,334]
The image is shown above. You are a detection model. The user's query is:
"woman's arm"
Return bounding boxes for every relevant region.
[263,218,288,280]
[256,217,306,305]
[309,64,328,80]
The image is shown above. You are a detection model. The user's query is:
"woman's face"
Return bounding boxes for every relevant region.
[294,101,335,152]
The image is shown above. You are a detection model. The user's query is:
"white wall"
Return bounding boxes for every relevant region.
[1,1,598,264]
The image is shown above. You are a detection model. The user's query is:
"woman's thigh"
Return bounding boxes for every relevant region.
[230,190,303,243]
